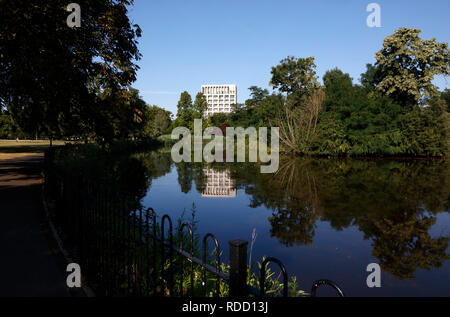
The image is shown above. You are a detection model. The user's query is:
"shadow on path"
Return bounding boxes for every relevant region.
[0,155,70,296]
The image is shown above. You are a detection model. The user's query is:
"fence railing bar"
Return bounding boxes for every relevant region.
[260,257,288,297]
[151,211,157,295]
[202,233,221,297]
[311,279,345,297]
[179,223,194,297]
[144,208,151,296]
[161,214,173,296]
[138,207,143,296]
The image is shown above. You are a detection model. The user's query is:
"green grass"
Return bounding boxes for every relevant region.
[0,139,68,160]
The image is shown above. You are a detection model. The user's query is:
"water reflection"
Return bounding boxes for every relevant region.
[133,151,449,281]
[231,156,450,280]
[202,168,237,198]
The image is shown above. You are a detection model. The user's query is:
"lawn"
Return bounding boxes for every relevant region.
[0,140,67,160]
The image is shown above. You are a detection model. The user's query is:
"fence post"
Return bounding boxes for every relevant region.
[228,239,248,297]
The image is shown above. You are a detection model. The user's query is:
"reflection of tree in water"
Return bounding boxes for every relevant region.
[135,151,173,179]
[117,151,173,209]
[371,212,449,279]
[175,162,207,194]
[114,156,150,208]
[226,156,450,279]
[267,157,323,246]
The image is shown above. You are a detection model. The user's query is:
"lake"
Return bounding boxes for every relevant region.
[134,151,450,296]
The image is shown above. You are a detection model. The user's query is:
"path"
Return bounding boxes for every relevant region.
[0,154,70,296]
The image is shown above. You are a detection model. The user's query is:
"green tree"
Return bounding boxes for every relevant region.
[174,91,194,129]
[210,112,230,127]
[173,92,209,130]
[193,92,208,120]
[401,96,449,156]
[320,67,408,156]
[270,56,320,107]
[360,64,383,92]
[442,89,450,113]
[322,68,354,114]
[254,93,285,127]
[0,0,142,141]
[375,27,450,107]
[0,110,23,138]
[91,87,147,143]
[143,105,172,138]
[245,86,270,109]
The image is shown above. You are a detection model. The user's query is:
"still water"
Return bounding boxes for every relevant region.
[135,151,449,296]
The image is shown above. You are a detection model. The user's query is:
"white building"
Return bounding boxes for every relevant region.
[201,84,237,116]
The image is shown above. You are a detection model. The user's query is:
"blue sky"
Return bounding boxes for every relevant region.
[128,0,450,115]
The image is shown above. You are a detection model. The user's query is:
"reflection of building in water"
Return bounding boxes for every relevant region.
[202,169,237,198]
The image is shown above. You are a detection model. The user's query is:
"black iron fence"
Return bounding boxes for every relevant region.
[43,151,345,297]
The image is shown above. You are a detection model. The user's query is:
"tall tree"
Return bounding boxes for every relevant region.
[0,0,142,141]
[175,91,193,128]
[0,110,22,138]
[270,56,320,107]
[245,86,270,109]
[143,105,172,138]
[375,27,449,107]
[192,92,208,119]
[442,89,450,113]
[360,64,383,92]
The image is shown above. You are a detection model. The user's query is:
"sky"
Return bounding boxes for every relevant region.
[127,0,450,115]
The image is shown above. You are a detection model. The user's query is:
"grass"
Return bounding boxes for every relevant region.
[0,139,67,160]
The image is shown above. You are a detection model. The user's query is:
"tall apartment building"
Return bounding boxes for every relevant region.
[201,84,237,116]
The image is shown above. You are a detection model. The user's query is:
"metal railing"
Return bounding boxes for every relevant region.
[43,152,345,297]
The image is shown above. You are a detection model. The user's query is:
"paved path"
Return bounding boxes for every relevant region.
[0,155,70,296]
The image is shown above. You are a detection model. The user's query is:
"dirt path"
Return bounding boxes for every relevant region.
[0,155,70,296]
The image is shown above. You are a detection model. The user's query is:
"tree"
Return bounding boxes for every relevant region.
[90,87,147,143]
[323,68,353,90]
[152,109,172,137]
[360,64,383,92]
[322,68,353,114]
[375,27,450,107]
[173,92,208,130]
[275,89,325,154]
[174,91,193,129]
[241,86,285,128]
[0,110,23,138]
[192,92,208,119]
[143,105,172,138]
[270,56,320,107]
[210,112,229,127]
[254,93,285,127]
[442,89,450,113]
[320,67,408,156]
[245,86,270,109]
[401,96,449,156]
[0,0,142,141]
